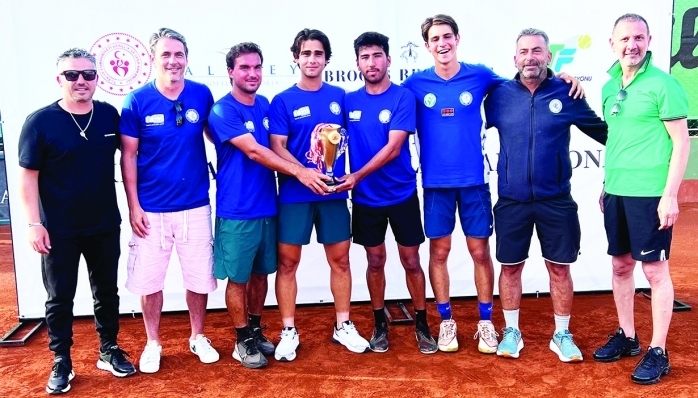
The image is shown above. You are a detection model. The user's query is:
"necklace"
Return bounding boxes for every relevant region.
[68,105,93,140]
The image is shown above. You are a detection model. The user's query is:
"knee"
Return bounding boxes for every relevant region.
[612,256,636,277]
[547,263,571,280]
[329,252,351,272]
[277,256,299,275]
[366,252,386,273]
[642,262,670,285]
[500,264,523,278]
[469,246,491,266]
[430,246,450,265]
[400,255,423,275]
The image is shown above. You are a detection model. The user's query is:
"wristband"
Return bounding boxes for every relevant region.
[28,222,43,227]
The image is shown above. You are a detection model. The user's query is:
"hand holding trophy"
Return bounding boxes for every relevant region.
[306,123,349,186]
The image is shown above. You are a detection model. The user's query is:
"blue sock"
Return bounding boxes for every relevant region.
[436,302,452,321]
[478,301,493,321]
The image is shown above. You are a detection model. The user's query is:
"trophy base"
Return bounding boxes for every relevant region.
[324,177,338,187]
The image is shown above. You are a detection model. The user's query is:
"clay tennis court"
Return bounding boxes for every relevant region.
[0,204,696,397]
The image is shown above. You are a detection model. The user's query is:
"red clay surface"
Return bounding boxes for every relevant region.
[0,204,697,397]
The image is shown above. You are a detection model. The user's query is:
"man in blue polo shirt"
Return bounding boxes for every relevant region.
[209,42,330,369]
[403,14,583,354]
[484,28,607,362]
[339,32,437,354]
[269,28,370,362]
[120,28,220,374]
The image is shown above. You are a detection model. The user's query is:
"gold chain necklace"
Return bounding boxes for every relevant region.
[68,105,93,140]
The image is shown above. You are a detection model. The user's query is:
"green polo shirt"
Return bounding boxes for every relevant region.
[602,52,688,197]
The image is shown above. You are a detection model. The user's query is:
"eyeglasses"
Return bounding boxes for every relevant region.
[60,70,97,82]
[610,89,627,116]
[175,101,184,127]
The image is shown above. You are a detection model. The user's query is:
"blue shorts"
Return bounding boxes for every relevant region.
[423,184,493,239]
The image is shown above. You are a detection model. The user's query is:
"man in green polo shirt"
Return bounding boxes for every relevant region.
[592,13,691,385]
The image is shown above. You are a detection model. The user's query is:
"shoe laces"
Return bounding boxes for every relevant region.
[193,335,216,353]
[440,321,456,339]
[339,321,358,335]
[638,348,664,370]
[556,331,575,347]
[106,345,131,362]
[241,337,259,356]
[51,360,70,377]
[474,322,499,342]
[501,327,520,343]
[279,327,298,340]
[252,325,271,341]
[142,343,161,362]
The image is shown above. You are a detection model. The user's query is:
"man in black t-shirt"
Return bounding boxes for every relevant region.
[18,48,136,395]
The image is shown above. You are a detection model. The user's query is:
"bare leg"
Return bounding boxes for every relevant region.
[141,291,163,344]
[186,290,208,339]
[467,237,494,303]
[545,261,573,317]
[247,273,269,317]
[325,240,352,327]
[365,244,387,310]
[398,244,426,310]
[429,236,452,303]
[642,260,673,350]
[612,253,637,337]
[225,281,247,329]
[276,243,301,328]
[498,262,524,311]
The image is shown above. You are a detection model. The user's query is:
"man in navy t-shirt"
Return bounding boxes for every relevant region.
[339,32,437,354]
[269,28,370,361]
[120,28,220,373]
[208,42,329,369]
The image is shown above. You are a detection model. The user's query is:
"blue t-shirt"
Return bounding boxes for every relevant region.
[120,80,213,212]
[268,83,348,204]
[402,62,506,188]
[345,83,417,207]
[209,93,277,220]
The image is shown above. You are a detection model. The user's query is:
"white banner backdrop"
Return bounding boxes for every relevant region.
[0,0,670,318]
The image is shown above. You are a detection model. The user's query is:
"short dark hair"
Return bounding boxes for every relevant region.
[613,13,650,35]
[290,29,332,61]
[353,32,390,58]
[226,42,264,69]
[421,14,459,43]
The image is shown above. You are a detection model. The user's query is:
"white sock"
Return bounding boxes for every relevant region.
[503,309,520,330]
[554,314,570,333]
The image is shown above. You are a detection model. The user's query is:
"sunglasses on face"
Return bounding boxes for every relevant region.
[175,101,184,127]
[60,69,97,82]
[610,89,627,116]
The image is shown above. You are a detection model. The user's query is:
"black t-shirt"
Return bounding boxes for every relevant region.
[18,100,121,238]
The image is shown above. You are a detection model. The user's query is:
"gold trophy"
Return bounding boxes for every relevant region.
[320,124,343,186]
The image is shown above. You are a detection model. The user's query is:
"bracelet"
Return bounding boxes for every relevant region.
[28,222,43,227]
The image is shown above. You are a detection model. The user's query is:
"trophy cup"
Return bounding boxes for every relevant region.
[306,123,348,186]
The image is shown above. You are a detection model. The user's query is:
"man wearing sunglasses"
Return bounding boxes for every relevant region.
[18,48,136,394]
[483,28,607,363]
[593,14,691,385]
[120,28,220,374]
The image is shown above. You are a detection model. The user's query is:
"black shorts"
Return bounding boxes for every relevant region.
[603,194,672,262]
[494,195,581,265]
[352,191,426,247]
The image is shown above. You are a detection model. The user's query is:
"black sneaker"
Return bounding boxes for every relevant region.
[97,345,137,377]
[250,325,275,357]
[593,327,641,362]
[416,325,438,354]
[233,337,268,369]
[46,357,75,394]
[631,347,670,385]
[369,324,389,353]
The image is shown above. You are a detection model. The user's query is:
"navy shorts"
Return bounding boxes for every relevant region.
[494,195,581,265]
[603,194,672,262]
[423,184,493,239]
[352,191,425,247]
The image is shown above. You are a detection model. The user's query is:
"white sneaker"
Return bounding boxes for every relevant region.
[139,341,162,374]
[473,320,499,354]
[438,319,459,352]
[189,334,220,364]
[332,320,370,353]
[275,327,300,362]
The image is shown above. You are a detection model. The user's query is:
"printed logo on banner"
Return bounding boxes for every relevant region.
[550,34,592,74]
[90,33,152,96]
[400,42,419,63]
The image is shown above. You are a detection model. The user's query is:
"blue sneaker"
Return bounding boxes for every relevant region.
[496,327,523,358]
[550,330,583,362]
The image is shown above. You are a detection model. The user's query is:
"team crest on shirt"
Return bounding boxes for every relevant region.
[549,99,562,114]
[329,102,341,115]
[263,117,269,130]
[185,109,200,123]
[378,110,392,124]
[245,121,255,132]
[459,91,473,106]
[424,93,437,108]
